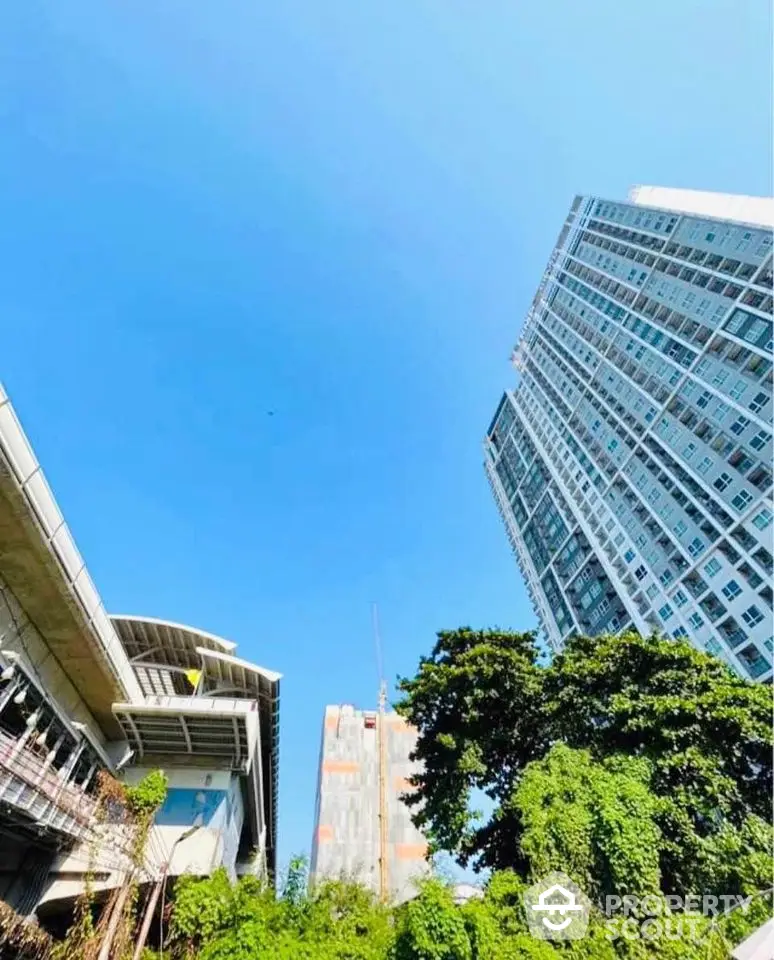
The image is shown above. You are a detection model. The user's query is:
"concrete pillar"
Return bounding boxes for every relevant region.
[0,677,20,717]
[57,740,85,782]
[34,732,65,785]
[9,708,39,758]
[80,762,97,793]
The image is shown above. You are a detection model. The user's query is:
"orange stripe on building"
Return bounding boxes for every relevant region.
[316,825,333,843]
[395,843,428,861]
[322,760,360,774]
[325,715,338,730]
[388,717,414,732]
[393,776,415,793]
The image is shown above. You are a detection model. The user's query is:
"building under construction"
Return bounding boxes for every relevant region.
[310,704,429,904]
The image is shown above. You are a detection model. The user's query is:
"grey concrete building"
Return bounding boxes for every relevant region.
[310,704,429,903]
[485,187,773,682]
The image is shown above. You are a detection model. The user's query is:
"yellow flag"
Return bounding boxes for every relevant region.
[185,669,202,691]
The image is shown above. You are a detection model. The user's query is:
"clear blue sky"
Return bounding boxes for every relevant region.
[1,2,771,865]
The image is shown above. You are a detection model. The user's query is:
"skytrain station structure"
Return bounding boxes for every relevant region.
[0,383,280,920]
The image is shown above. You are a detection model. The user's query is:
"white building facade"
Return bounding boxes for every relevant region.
[485,188,773,682]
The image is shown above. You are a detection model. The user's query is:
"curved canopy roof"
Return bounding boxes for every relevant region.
[110,614,280,697]
[110,614,281,869]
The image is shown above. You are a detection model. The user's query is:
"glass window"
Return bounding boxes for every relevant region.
[624,549,636,563]
[674,590,688,608]
[714,473,733,492]
[732,489,753,512]
[689,612,705,629]
[750,430,771,452]
[730,451,754,474]
[749,392,768,414]
[752,509,773,530]
[726,311,746,335]
[742,605,764,628]
[658,603,674,622]
[743,320,768,345]
[722,580,742,601]
[731,416,750,436]
[703,558,721,578]
[730,379,747,400]
[635,565,648,581]
[674,521,687,536]
[689,537,706,558]
[697,457,713,475]
[705,637,723,656]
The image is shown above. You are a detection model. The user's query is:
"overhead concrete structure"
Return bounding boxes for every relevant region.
[310,704,429,904]
[0,389,142,738]
[0,383,281,920]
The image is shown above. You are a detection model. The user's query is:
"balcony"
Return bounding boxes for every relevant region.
[699,594,728,623]
[683,574,709,600]
[739,563,763,589]
[0,728,96,841]
[718,618,747,651]
[736,644,772,680]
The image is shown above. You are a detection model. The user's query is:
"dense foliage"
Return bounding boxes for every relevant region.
[393,629,772,948]
[150,858,764,960]
[167,858,393,960]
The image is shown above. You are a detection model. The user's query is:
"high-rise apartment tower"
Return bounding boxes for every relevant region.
[485,187,773,682]
[310,704,429,903]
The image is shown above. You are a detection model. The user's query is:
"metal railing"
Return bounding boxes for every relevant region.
[0,728,96,836]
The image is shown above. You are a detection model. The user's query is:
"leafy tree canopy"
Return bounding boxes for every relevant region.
[395,628,773,899]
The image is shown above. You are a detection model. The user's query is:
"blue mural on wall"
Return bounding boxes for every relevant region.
[154,788,226,827]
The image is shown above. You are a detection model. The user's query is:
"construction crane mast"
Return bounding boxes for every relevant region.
[372,603,389,903]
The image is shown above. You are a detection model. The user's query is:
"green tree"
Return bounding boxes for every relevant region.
[511,744,662,899]
[393,878,472,960]
[396,628,772,896]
